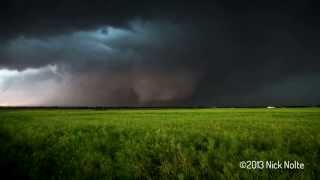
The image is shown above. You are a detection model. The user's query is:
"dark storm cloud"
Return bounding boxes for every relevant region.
[0,20,203,105]
[0,0,319,106]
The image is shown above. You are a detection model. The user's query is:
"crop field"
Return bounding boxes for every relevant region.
[0,108,319,179]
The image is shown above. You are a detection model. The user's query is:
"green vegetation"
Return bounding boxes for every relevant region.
[0,108,319,179]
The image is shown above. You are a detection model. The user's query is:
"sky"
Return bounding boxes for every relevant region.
[0,0,319,107]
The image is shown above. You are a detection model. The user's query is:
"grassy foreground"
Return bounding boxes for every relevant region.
[0,108,319,179]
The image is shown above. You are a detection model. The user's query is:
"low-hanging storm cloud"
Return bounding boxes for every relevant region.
[0,0,320,106]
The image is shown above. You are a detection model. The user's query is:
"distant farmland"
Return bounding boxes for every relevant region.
[0,108,319,179]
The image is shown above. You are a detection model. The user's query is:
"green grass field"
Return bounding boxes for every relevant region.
[0,108,319,179]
